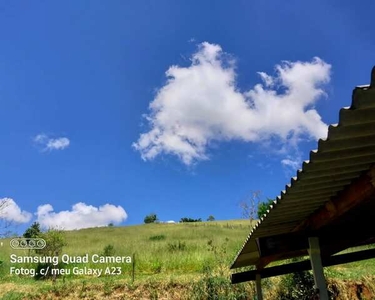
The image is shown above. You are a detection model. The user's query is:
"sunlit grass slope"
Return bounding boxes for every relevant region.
[0,220,252,280]
[1,219,374,281]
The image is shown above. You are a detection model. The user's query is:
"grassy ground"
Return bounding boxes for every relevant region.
[1,220,252,278]
[0,220,374,299]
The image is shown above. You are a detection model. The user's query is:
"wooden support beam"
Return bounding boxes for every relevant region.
[308,237,328,300]
[254,167,375,270]
[263,197,375,264]
[232,260,311,284]
[293,165,375,233]
[255,273,263,300]
[256,233,308,258]
[231,248,375,284]
[254,201,375,270]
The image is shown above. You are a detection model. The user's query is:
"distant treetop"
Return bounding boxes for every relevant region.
[23,222,42,239]
[144,213,158,224]
[207,215,215,221]
[257,198,274,219]
[180,217,202,223]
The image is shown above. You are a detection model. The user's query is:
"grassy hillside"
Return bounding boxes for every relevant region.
[1,220,251,279]
[1,220,374,299]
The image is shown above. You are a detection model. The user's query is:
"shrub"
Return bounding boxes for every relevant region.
[167,241,186,252]
[257,198,274,219]
[207,215,215,221]
[180,217,202,223]
[36,229,67,257]
[149,234,166,241]
[275,267,317,299]
[151,261,162,274]
[103,278,115,296]
[190,264,250,300]
[34,229,67,280]
[23,222,42,239]
[102,244,116,256]
[144,213,158,224]
[206,238,231,276]
[1,291,27,300]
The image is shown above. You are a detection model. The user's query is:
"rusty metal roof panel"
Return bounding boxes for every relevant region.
[231,83,375,269]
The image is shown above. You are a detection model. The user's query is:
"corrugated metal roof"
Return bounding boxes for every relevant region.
[231,84,375,269]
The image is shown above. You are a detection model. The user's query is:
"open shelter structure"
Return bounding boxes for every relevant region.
[231,67,375,300]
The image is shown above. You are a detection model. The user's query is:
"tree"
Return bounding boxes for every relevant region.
[37,229,66,257]
[257,198,274,219]
[0,198,8,213]
[239,190,262,228]
[23,222,42,239]
[35,229,67,281]
[144,213,158,224]
[0,198,12,237]
[207,215,215,222]
[180,217,202,223]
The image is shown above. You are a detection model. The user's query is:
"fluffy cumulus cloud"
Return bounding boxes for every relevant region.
[34,134,70,151]
[36,202,127,230]
[0,198,32,223]
[133,42,331,166]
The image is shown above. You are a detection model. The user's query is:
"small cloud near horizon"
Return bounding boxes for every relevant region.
[0,198,32,223]
[36,202,127,230]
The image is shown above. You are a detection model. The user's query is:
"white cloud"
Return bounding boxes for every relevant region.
[0,198,32,223]
[36,202,127,230]
[157,220,176,224]
[34,134,48,143]
[133,42,331,165]
[281,157,302,170]
[46,138,70,150]
[34,134,70,151]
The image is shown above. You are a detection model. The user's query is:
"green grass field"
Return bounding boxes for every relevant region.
[1,220,252,278]
[0,220,374,299]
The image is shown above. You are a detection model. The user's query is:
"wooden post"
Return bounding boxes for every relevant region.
[308,237,328,300]
[255,273,263,300]
[132,253,135,283]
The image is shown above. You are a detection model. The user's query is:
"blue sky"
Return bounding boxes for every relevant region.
[1,1,374,233]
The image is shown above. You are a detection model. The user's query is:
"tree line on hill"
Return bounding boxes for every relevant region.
[143,194,274,225]
[143,213,216,224]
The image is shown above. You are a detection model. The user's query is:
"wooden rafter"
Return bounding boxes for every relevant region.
[252,166,375,270]
[292,165,375,233]
[232,248,375,284]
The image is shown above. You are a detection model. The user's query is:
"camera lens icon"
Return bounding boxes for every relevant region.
[10,238,46,250]
[36,239,46,248]
[10,239,19,249]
